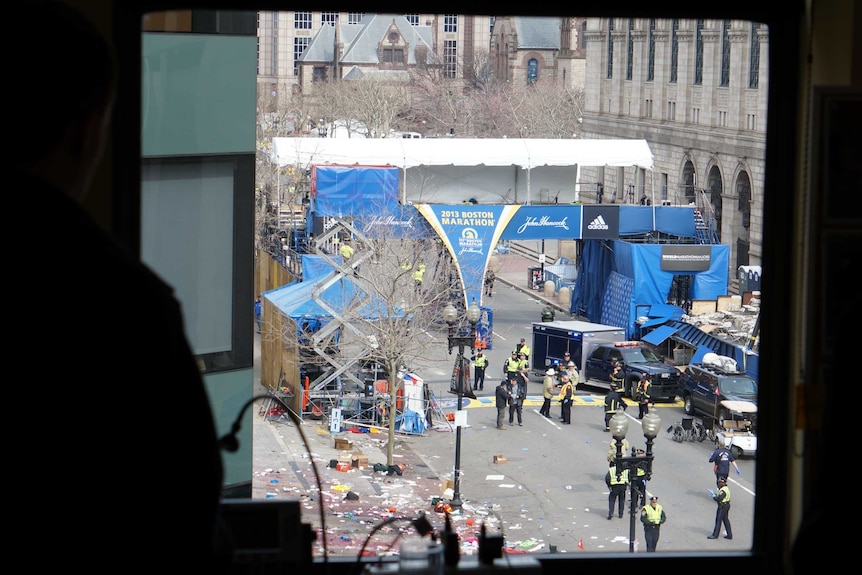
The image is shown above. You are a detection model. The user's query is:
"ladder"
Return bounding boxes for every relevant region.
[693,208,719,244]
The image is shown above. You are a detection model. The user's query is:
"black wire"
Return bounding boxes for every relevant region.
[223,393,329,564]
[352,516,410,575]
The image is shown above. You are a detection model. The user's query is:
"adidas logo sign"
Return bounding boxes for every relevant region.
[587,215,609,230]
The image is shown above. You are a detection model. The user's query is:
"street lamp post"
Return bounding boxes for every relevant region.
[442,299,481,509]
[610,408,662,552]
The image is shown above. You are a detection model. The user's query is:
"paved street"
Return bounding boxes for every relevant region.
[251,250,755,559]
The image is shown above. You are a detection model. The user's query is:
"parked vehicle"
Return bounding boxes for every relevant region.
[681,357,758,428]
[530,320,625,381]
[714,400,758,458]
[583,341,683,401]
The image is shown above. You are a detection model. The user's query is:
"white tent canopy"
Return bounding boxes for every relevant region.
[271,137,654,204]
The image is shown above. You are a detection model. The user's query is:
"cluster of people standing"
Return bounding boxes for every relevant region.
[480,343,739,551]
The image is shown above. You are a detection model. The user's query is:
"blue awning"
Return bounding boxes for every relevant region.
[661,320,758,380]
[642,324,681,345]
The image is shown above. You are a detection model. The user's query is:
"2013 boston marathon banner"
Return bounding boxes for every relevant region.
[416,204,624,308]
[417,205,521,308]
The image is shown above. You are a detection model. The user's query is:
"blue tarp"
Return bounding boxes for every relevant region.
[312,165,399,217]
[573,241,730,338]
[312,166,435,239]
[642,324,682,345]
[571,239,614,321]
[662,320,758,380]
[265,255,404,322]
[395,409,427,434]
[600,271,633,330]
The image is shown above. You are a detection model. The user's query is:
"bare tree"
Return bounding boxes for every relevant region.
[304,75,415,138]
[298,212,460,465]
[519,80,586,138]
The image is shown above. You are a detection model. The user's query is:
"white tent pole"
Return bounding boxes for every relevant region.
[574,164,581,203]
[651,168,656,206]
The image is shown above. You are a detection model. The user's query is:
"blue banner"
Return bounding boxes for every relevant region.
[498,205,582,240]
[417,205,520,308]
[476,305,493,350]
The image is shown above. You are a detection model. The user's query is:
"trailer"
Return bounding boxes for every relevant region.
[530,320,626,380]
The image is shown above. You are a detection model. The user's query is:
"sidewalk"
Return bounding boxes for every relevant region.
[491,250,577,318]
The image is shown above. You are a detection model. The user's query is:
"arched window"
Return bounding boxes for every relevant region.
[527,58,538,84]
[682,161,696,204]
[707,165,723,242]
[737,172,752,229]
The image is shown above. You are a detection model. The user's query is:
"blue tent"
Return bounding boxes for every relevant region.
[264,255,407,332]
[572,241,730,338]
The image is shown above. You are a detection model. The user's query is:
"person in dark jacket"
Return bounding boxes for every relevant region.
[508,370,528,426]
[636,372,652,419]
[709,439,741,479]
[604,384,626,431]
[558,375,575,424]
[14,2,225,569]
[495,380,510,430]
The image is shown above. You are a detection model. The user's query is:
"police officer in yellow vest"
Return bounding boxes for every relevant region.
[338,239,354,261]
[473,350,488,391]
[631,449,648,510]
[708,477,733,540]
[605,460,629,519]
[412,262,426,294]
[641,495,667,552]
[514,338,530,359]
[504,351,521,385]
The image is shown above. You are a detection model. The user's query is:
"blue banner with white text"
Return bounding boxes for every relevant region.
[498,205,583,240]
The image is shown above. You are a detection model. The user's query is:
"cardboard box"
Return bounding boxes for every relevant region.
[493,455,508,464]
[334,438,353,450]
[441,478,455,493]
[691,300,717,315]
[352,455,369,469]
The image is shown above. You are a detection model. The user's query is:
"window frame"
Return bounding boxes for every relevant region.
[114,3,805,573]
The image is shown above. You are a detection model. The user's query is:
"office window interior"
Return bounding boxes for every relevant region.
[109,1,834,573]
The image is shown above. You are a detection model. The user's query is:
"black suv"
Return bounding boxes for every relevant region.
[681,362,758,426]
[583,341,682,402]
